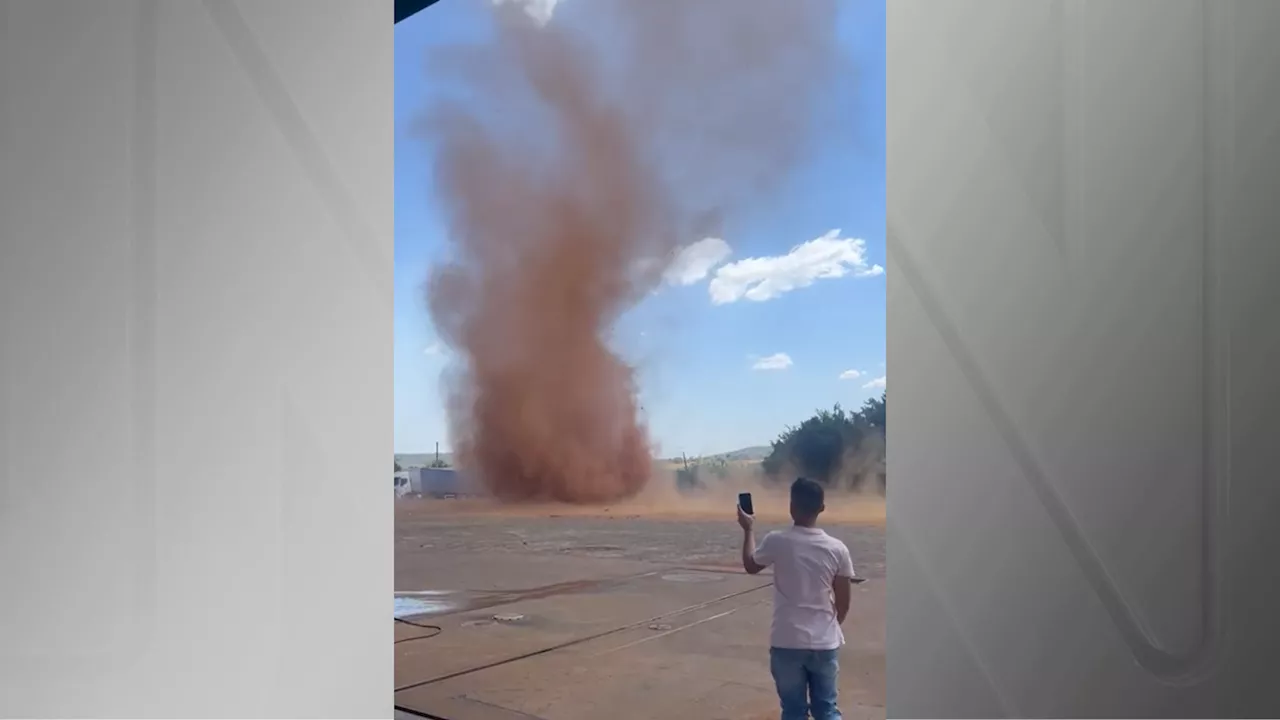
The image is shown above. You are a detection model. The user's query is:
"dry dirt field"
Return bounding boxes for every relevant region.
[394,494,885,720]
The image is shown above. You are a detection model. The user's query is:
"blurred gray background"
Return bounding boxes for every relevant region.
[1,1,392,716]
[888,0,1280,716]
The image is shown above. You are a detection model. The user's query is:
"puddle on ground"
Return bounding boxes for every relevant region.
[394,594,460,618]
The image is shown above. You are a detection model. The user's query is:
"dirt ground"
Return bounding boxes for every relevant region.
[394,495,885,720]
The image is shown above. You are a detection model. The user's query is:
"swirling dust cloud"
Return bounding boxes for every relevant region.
[419,0,842,503]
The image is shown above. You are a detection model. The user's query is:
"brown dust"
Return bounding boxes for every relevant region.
[419,0,842,504]
[406,465,887,527]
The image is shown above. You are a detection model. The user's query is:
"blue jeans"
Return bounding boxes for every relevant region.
[769,647,842,720]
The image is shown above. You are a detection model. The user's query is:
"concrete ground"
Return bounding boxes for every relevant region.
[394,498,885,720]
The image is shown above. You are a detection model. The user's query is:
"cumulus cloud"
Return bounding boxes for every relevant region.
[663,237,733,287]
[839,369,864,380]
[492,0,562,25]
[423,343,443,357]
[752,353,793,371]
[708,229,883,304]
[862,375,886,390]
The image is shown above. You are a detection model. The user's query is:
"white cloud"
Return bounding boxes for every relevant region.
[424,343,443,357]
[839,369,864,380]
[863,375,886,390]
[493,0,562,25]
[708,229,884,304]
[752,353,793,371]
[663,237,732,287]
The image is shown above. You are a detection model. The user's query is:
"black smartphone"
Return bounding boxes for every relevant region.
[738,492,754,516]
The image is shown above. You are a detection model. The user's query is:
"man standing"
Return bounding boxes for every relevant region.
[738,477,856,720]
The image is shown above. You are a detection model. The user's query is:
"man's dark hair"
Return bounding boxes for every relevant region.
[790,476,825,516]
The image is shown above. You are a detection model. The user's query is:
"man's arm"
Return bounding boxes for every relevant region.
[738,505,768,574]
[832,571,851,624]
[743,529,770,574]
[832,543,856,624]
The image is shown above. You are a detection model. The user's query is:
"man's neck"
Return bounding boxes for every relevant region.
[793,520,819,530]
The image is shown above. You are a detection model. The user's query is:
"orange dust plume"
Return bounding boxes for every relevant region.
[421,0,842,504]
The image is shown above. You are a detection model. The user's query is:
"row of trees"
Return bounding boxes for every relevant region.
[760,392,886,492]
[674,391,886,494]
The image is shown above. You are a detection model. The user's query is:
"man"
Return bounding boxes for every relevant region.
[738,477,856,720]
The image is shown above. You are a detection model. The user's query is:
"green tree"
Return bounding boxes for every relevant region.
[762,404,864,485]
[858,392,886,430]
[762,394,887,489]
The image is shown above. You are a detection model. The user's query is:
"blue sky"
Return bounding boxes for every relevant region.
[394,0,886,457]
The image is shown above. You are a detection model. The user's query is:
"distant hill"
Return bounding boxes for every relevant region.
[660,445,771,466]
[718,445,771,461]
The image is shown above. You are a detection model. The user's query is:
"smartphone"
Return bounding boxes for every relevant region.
[738,492,754,516]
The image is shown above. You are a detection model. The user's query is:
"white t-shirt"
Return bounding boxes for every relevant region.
[753,526,857,651]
